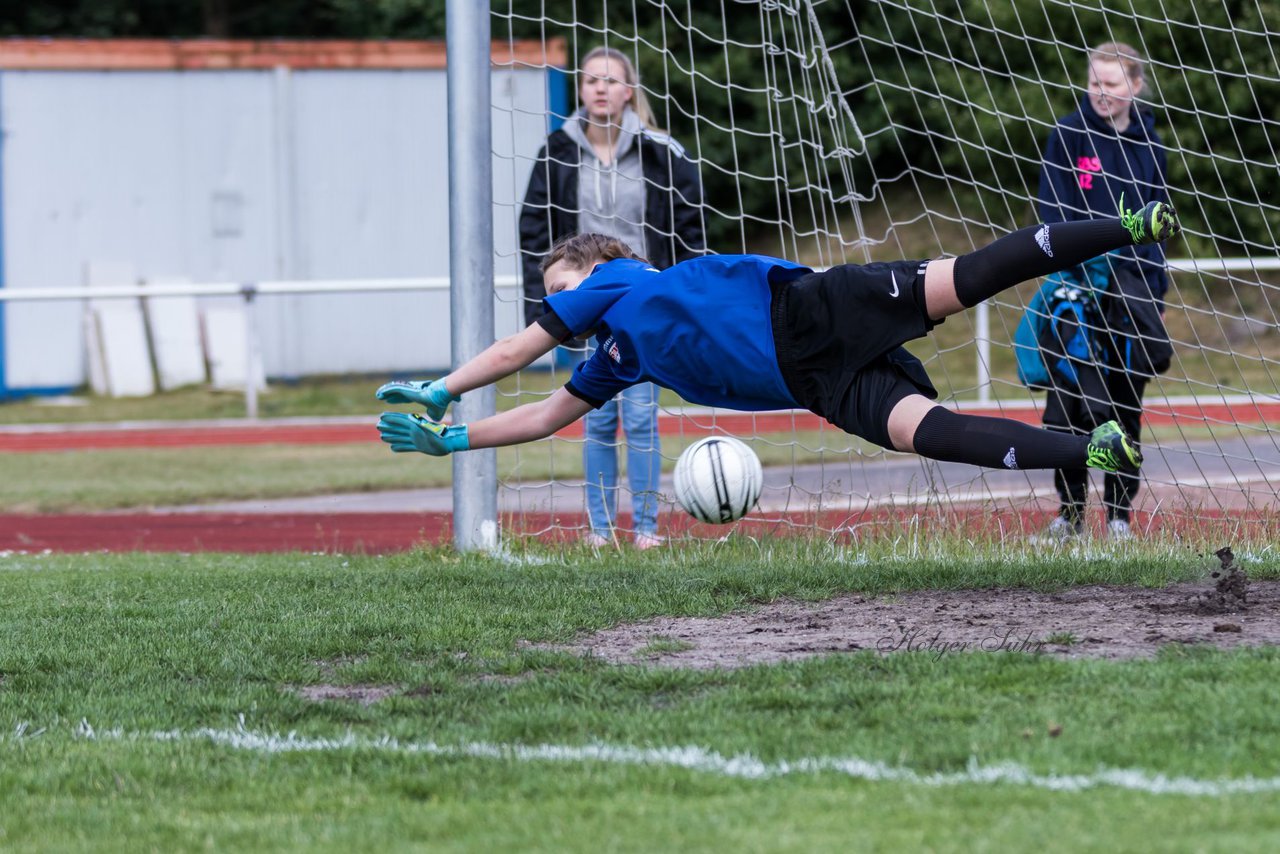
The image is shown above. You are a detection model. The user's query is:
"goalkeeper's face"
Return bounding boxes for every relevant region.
[544,259,594,295]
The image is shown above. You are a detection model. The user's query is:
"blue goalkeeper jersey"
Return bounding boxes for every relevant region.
[542,255,810,410]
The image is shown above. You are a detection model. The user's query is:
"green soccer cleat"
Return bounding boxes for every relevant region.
[1086,420,1143,473]
[1118,193,1181,245]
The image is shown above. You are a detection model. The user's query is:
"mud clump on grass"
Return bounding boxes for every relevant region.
[1193,547,1250,614]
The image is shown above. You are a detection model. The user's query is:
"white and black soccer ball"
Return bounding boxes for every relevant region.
[673,436,763,525]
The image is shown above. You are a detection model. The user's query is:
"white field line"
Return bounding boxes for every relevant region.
[33,721,1280,798]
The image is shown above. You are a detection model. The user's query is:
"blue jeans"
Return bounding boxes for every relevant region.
[583,382,662,537]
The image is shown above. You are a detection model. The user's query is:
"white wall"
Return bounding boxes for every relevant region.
[0,64,548,391]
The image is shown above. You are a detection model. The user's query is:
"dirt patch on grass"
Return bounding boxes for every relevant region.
[293,684,399,705]
[551,551,1280,669]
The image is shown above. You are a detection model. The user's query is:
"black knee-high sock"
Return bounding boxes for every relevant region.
[912,407,1089,470]
[953,219,1133,308]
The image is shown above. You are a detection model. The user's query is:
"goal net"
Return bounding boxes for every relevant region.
[489,0,1280,544]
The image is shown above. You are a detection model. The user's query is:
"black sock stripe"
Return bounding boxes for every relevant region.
[708,441,732,523]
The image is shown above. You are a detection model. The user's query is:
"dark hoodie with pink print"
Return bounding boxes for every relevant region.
[1038,95,1170,299]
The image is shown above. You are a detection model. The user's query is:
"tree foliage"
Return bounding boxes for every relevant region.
[5,0,1275,253]
[0,1,446,38]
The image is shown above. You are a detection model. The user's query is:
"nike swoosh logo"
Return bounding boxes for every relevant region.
[889,271,900,298]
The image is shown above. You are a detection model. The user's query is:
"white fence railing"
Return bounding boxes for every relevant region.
[973,257,1279,403]
[0,274,517,416]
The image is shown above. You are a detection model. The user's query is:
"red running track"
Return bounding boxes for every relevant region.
[0,510,1035,554]
[0,513,452,554]
[0,510,1027,553]
[3,509,1276,554]
[2,399,1277,453]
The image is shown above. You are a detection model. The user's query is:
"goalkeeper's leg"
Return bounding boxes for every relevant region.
[921,200,1180,321]
[886,395,1142,473]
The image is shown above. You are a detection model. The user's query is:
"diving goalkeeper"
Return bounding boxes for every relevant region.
[376,201,1179,476]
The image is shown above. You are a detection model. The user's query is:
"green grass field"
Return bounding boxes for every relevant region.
[2,544,1279,851]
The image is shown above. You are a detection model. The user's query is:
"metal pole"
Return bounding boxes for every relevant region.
[446,0,498,551]
[242,284,260,419]
[975,299,991,404]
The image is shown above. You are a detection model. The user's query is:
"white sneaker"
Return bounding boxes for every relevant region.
[633,533,666,551]
[1029,516,1082,545]
[583,532,611,548]
[1107,519,1134,541]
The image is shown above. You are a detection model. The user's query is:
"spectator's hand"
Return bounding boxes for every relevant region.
[377,412,470,456]
[375,379,460,420]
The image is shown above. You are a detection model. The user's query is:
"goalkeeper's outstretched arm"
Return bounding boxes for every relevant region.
[377,388,592,456]
[446,322,561,395]
[467,387,593,448]
[375,322,561,419]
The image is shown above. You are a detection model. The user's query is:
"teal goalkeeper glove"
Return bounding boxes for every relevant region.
[375,378,460,420]
[377,412,470,456]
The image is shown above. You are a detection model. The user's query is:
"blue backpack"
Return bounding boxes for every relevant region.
[1014,255,1113,390]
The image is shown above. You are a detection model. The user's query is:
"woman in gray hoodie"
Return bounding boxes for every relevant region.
[519,46,706,548]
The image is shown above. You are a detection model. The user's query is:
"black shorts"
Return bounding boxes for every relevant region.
[771,259,941,448]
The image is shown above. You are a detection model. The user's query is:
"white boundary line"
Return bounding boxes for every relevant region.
[35,721,1280,798]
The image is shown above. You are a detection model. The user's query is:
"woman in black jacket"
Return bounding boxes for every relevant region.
[519,46,706,548]
[1035,41,1172,543]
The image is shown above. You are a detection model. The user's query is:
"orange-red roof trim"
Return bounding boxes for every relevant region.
[0,38,567,70]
